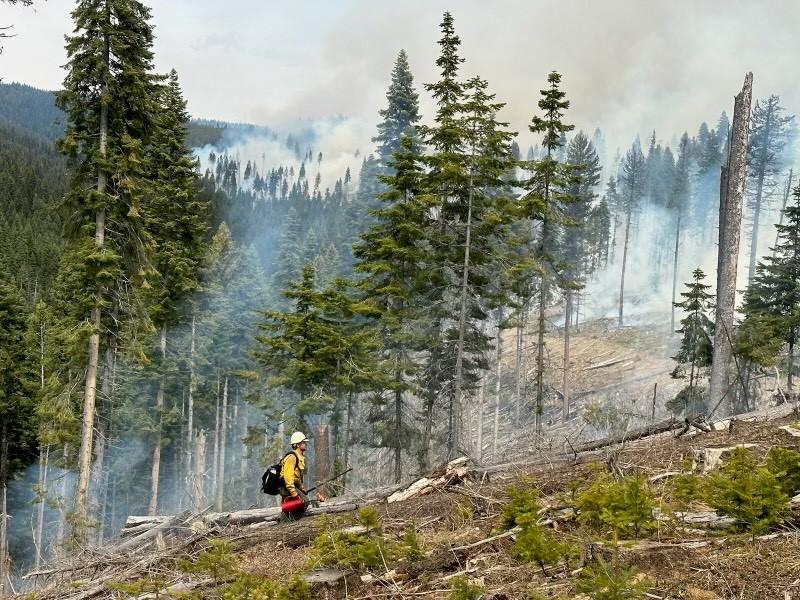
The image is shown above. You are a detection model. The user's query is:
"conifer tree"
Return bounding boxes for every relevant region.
[55,0,157,540]
[746,95,795,282]
[737,188,800,392]
[373,49,420,169]
[354,136,431,481]
[520,71,576,432]
[669,133,692,332]
[142,70,209,516]
[669,268,714,416]
[617,141,646,328]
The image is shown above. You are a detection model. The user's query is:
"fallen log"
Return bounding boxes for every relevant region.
[388,457,470,503]
[115,507,203,553]
[576,418,684,453]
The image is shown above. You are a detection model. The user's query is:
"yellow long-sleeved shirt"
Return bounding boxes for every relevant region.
[280,450,305,497]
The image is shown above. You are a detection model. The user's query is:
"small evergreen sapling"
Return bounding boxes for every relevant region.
[576,474,656,539]
[575,558,650,600]
[702,447,789,536]
[765,446,800,496]
[448,576,486,600]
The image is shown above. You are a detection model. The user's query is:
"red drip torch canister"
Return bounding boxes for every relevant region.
[281,496,306,515]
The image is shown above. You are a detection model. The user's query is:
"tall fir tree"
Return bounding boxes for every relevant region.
[616,141,646,328]
[55,0,157,541]
[373,49,421,169]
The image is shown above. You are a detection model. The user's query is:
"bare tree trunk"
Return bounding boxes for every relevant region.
[394,365,403,483]
[343,391,352,490]
[535,279,547,435]
[671,213,682,333]
[34,445,50,570]
[74,32,110,543]
[149,324,167,516]
[211,375,220,500]
[618,206,633,328]
[313,423,331,497]
[0,423,8,594]
[514,320,523,421]
[55,445,68,559]
[789,336,795,393]
[562,292,572,421]
[492,315,503,461]
[185,315,196,505]
[215,377,228,511]
[709,72,753,415]
[191,430,206,513]
[0,484,7,596]
[747,107,774,282]
[773,169,794,257]
[239,402,249,508]
[452,169,475,455]
[476,374,485,461]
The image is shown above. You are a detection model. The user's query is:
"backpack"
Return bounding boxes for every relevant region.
[261,452,296,495]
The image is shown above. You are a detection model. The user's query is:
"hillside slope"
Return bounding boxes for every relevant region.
[18,404,800,600]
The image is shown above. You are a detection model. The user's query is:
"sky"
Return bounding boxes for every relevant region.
[2,0,800,155]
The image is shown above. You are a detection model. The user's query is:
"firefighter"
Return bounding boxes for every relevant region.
[279,431,326,517]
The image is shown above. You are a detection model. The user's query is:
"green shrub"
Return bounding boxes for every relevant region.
[670,473,702,508]
[576,475,655,538]
[448,576,485,600]
[502,482,541,529]
[109,575,168,598]
[702,447,789,535]
[575,558,650,600]
[178,539,238,585]
[219,574,311,600]
[764,446,800,496]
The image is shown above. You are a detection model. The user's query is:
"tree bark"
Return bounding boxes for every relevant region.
[514,320,523,421]
[343,391,352,491]
[773,169,794,257]
[149,323,167,516]
[215,377,228,511]
[55,444,68,559]
[788,336,795,393]
[709,72,753,415]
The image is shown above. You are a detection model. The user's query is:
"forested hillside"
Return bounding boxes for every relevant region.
[2,2,800,598]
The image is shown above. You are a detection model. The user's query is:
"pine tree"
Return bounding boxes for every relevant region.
[354,136,431,481]
[737,187,800,392]
[669,268,714,417]
[520,71,576,432]
[55,0,157,541]
[373,49,420,169]
[746,95,795,282]
[141,69,209,516]
[617,141,646,328]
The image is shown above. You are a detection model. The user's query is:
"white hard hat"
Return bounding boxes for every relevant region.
[290,431,308,445]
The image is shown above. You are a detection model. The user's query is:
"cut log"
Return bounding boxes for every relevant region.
[303,568,349,586]
[693,444,758,472]
[388,458,471,503]
[115,508,201,553]
[779,425,800,438]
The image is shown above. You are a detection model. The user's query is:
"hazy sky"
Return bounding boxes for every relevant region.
[3,0,799,153]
